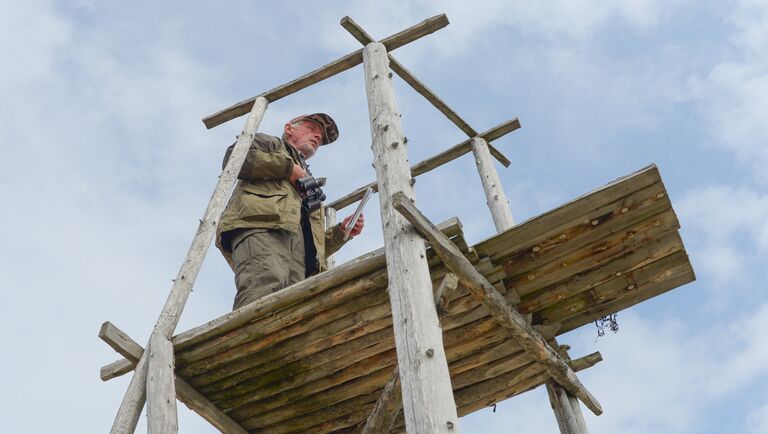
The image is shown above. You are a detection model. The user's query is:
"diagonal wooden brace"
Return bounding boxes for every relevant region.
[202,14,449,129]
[110,97,269,434]
[339,15,511,168]
[99,322,248,434]
[391,191,603,415]
[327,117,521,211]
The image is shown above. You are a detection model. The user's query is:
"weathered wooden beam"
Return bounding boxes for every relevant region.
[339,16,511,167]
[99,322,249,434]
[109,97,269,434]
[470,137,515,232]
[327,117,521,211]
[360,364,401,434]
[99,223,468,384]
[391,191,603,415]
[363,41,460,433]
[360,273,458,434]
[324,206,338,269]
[101,359,134,381]
[148,335,178,433]
[454,351,602,419]
[171,217,461,353]
[202,14,449,129]
[547,340,589,434]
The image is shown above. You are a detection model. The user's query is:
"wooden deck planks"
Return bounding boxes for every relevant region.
[149,165,694,433]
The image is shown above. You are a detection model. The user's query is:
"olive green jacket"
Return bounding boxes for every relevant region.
[216,133,347,270]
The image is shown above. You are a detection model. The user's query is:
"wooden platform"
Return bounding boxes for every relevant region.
[164,164,693,433]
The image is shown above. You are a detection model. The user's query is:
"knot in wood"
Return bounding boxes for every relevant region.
[446,421,455,429]
[425,348,434,357]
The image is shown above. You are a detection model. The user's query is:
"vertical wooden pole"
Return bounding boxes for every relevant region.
[547,384,569,434]
[363,41,460,433]
[546,340,590,434]
[470,137,514,231]
[470,136,592,432]
[547,383,583,434]
[568,391,591,433]
[110,97,269,434]
[147,335,178,433]
[324,206,337,269]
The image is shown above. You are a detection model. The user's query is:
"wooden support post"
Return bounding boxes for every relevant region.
[361,274,458,434]
[325,206,337,269]
[363,42,460,433]
[547,383,582,434]
[109,97,269,434]
[569,390,591,433]
[147,335,177,433]
[202,15,449,129]
[99,322,248,434]
[339,16,511,168]
[547,341,590,434]
[470,137,515,232]
[391,192,603,415]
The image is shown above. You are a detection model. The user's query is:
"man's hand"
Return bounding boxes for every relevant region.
[341,213,365,238]
[289,163,308,189]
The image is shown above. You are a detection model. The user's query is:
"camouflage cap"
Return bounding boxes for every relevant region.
[289,113,339,145]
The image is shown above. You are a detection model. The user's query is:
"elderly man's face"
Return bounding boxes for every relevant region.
[284,120,324,159]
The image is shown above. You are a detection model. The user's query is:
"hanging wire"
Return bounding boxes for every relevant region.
[595,314,619,338]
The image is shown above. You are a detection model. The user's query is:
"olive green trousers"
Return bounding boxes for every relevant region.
[230,228,305,310]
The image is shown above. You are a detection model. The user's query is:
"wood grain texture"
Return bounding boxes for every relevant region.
[147,335,178,434]
[392,191,602,415]
[470,137,515,232]
[327,117,521,211]
[121,165,692,433]
[360,273,458,434]
[109,97,268,434]
[99,322,248,434]
[339,15,511,167]
[202,15,449,129]
[325,206,338,269]
[363,41,460,433]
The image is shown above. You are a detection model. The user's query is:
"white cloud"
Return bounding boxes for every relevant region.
[706,303,768,396]
[0,0,70,85]
[688,0,768,184]
[749,402,768,434]
[677,185,768,300]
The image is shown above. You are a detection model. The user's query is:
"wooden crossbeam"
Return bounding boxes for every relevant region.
[99,322,248,434]
[339,16,511,167]
[391,191,603,415]
[327,117,520,211]
[202,14,449,129]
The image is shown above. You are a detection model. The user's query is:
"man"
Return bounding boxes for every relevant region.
[216,113,365,309]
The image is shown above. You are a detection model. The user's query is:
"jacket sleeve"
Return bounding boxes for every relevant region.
[222,133,294,181]
[324,223,348,257]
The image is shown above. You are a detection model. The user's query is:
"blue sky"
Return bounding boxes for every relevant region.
[1,1,766,433]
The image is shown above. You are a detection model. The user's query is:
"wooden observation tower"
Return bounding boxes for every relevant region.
[99,14,695,434]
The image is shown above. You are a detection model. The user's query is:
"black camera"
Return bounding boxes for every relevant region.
[296,175,326,213]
